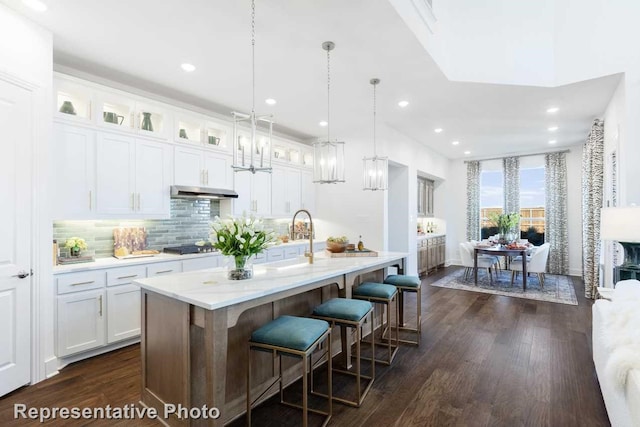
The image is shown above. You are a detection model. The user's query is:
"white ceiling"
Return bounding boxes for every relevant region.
[5,0,621,159]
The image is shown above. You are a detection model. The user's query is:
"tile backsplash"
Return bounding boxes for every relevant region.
[54,199,221,258]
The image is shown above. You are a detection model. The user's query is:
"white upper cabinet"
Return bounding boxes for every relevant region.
[300,170,316,214]
[53,123,96,219]
[96,132,170,218]
[54,79,92,124]
[174,146,233,190]
[272,167,301,217]
[233,172,271,217]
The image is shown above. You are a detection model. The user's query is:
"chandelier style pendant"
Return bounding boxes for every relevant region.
[362,78,388,191]
[313,41,346,184]
[232,0,272,174]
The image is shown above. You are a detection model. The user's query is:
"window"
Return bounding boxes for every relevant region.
[480,160,503,239]
[478,157,546,243]
[519,157,545,245]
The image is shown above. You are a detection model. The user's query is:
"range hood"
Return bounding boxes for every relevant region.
[170,185,238,200]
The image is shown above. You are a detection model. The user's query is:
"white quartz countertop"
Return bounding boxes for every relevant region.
[417,233,445,240]
[53,240,322,274]
[134,251,408,311]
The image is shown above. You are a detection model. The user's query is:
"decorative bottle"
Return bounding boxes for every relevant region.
[357,235,364,251]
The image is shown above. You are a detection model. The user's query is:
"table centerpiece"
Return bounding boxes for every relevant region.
[210,213,276,280]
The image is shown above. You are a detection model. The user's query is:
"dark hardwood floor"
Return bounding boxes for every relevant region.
[0,267,610,426]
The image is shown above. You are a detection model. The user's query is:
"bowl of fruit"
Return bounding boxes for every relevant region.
[326,236,349,253]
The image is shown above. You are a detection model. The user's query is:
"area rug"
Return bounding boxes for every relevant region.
[430,269,578,305]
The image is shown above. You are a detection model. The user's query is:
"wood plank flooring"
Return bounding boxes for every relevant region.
[0,267,610,426]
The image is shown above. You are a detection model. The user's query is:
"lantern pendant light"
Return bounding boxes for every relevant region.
[232,0,273,174]
[362,78,388,191]
[313,41,346,184]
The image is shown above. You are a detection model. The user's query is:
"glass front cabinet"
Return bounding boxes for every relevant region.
[417,176,434,217]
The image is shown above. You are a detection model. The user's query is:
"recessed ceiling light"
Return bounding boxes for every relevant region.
[398,100,409,108]
[452,141,460,145]
[265,98,277,105]
[319,121,328,127]
[181,63,196,72]
[548,126,558,132]
[434,128,443,133]
[548,140,557,144]
[22,0,47,11]
[546,107,559,113]
[464,151,471,155]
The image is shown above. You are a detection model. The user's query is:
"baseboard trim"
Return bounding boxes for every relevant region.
[57,337,140,371]
[44,357,59,379]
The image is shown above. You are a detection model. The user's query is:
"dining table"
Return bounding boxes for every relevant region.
[474,245,529,290]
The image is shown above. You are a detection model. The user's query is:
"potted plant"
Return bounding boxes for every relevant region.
[488,212,520,244]
[65,237,88,257]
[210,213,276,280]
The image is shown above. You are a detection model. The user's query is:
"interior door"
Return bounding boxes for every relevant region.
[0,79,32,396]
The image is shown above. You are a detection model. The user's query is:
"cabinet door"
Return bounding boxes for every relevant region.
[253,174,272,216]
[135,140,170,216]
[53,124,95,219]
[271,168,288,217]
[96,133,136,214]
[300,170,316,214]
[233,171,252,216]
[174,146,204,187]
[287,169,301,214]
[57,289,106,357]
[203,152,233,190]
[106,284,140,343]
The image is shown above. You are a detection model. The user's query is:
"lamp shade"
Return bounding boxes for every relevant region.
[600,207,640,242]
[313,140,345,183]
[362,156,388,191]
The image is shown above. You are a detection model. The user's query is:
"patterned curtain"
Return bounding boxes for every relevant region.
[503,157,520,214]
[582,119,604,299]
[466,161,481,241]
[545,152,569,274]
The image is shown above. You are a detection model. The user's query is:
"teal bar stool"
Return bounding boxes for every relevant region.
[247,315,332,427]
[312,298,374,407]
[352,282,399,365]
[383,274,422,346]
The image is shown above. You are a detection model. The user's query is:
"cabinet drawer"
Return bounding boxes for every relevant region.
[267,248,285,262]
[57,270,106,295]
[147,261,182,277]
[284,247,300,259]
[183,256,219,272]
[252,252,266,265]
[106,265,147,287]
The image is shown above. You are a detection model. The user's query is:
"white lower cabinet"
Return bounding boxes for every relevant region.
[267,247,285,262]
[147,260,182,276]
[57,289,106,357]
[106,285,140,343]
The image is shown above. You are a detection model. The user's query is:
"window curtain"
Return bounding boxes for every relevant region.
[545,152,569,275]
[503,157,520,214]
[466,161,481,241]
[582,119,604,299]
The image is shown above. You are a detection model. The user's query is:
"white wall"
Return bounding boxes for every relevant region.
[0,3,54,382]
[315,122,449,276]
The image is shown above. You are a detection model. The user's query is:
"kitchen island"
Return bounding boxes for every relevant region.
[135,251,408,426]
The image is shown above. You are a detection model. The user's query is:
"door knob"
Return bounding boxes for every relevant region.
[12,270,30,279]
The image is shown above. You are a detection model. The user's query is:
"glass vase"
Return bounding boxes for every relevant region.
[70,247,81,257]
[228,255,253,280]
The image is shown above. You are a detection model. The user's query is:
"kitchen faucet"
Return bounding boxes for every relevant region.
[291,209,313,264]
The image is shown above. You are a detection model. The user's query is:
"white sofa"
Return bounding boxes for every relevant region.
[593,290,640,427]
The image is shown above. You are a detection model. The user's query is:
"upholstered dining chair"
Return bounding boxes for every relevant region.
[459,243,497,283]
[510,243,551,288]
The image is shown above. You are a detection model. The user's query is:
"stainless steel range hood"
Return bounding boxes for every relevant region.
[170,185,238,200]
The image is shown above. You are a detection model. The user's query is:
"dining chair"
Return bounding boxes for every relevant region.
[510,243,551,288]
[465,242,500,273]
[459,243,497,283]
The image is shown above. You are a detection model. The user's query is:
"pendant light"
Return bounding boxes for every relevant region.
[313,41,346,184]
[362,78,388,191]
[232,0,272,174]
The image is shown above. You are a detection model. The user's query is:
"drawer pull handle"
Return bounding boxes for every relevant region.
[117,274,138,280]
[71,280,95,286]
[98,295,103,317]
[155,270,173,274]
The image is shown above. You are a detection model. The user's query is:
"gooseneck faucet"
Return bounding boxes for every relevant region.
[291,209,313,264]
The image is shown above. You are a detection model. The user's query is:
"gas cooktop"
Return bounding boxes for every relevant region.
[163,244,217,255]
